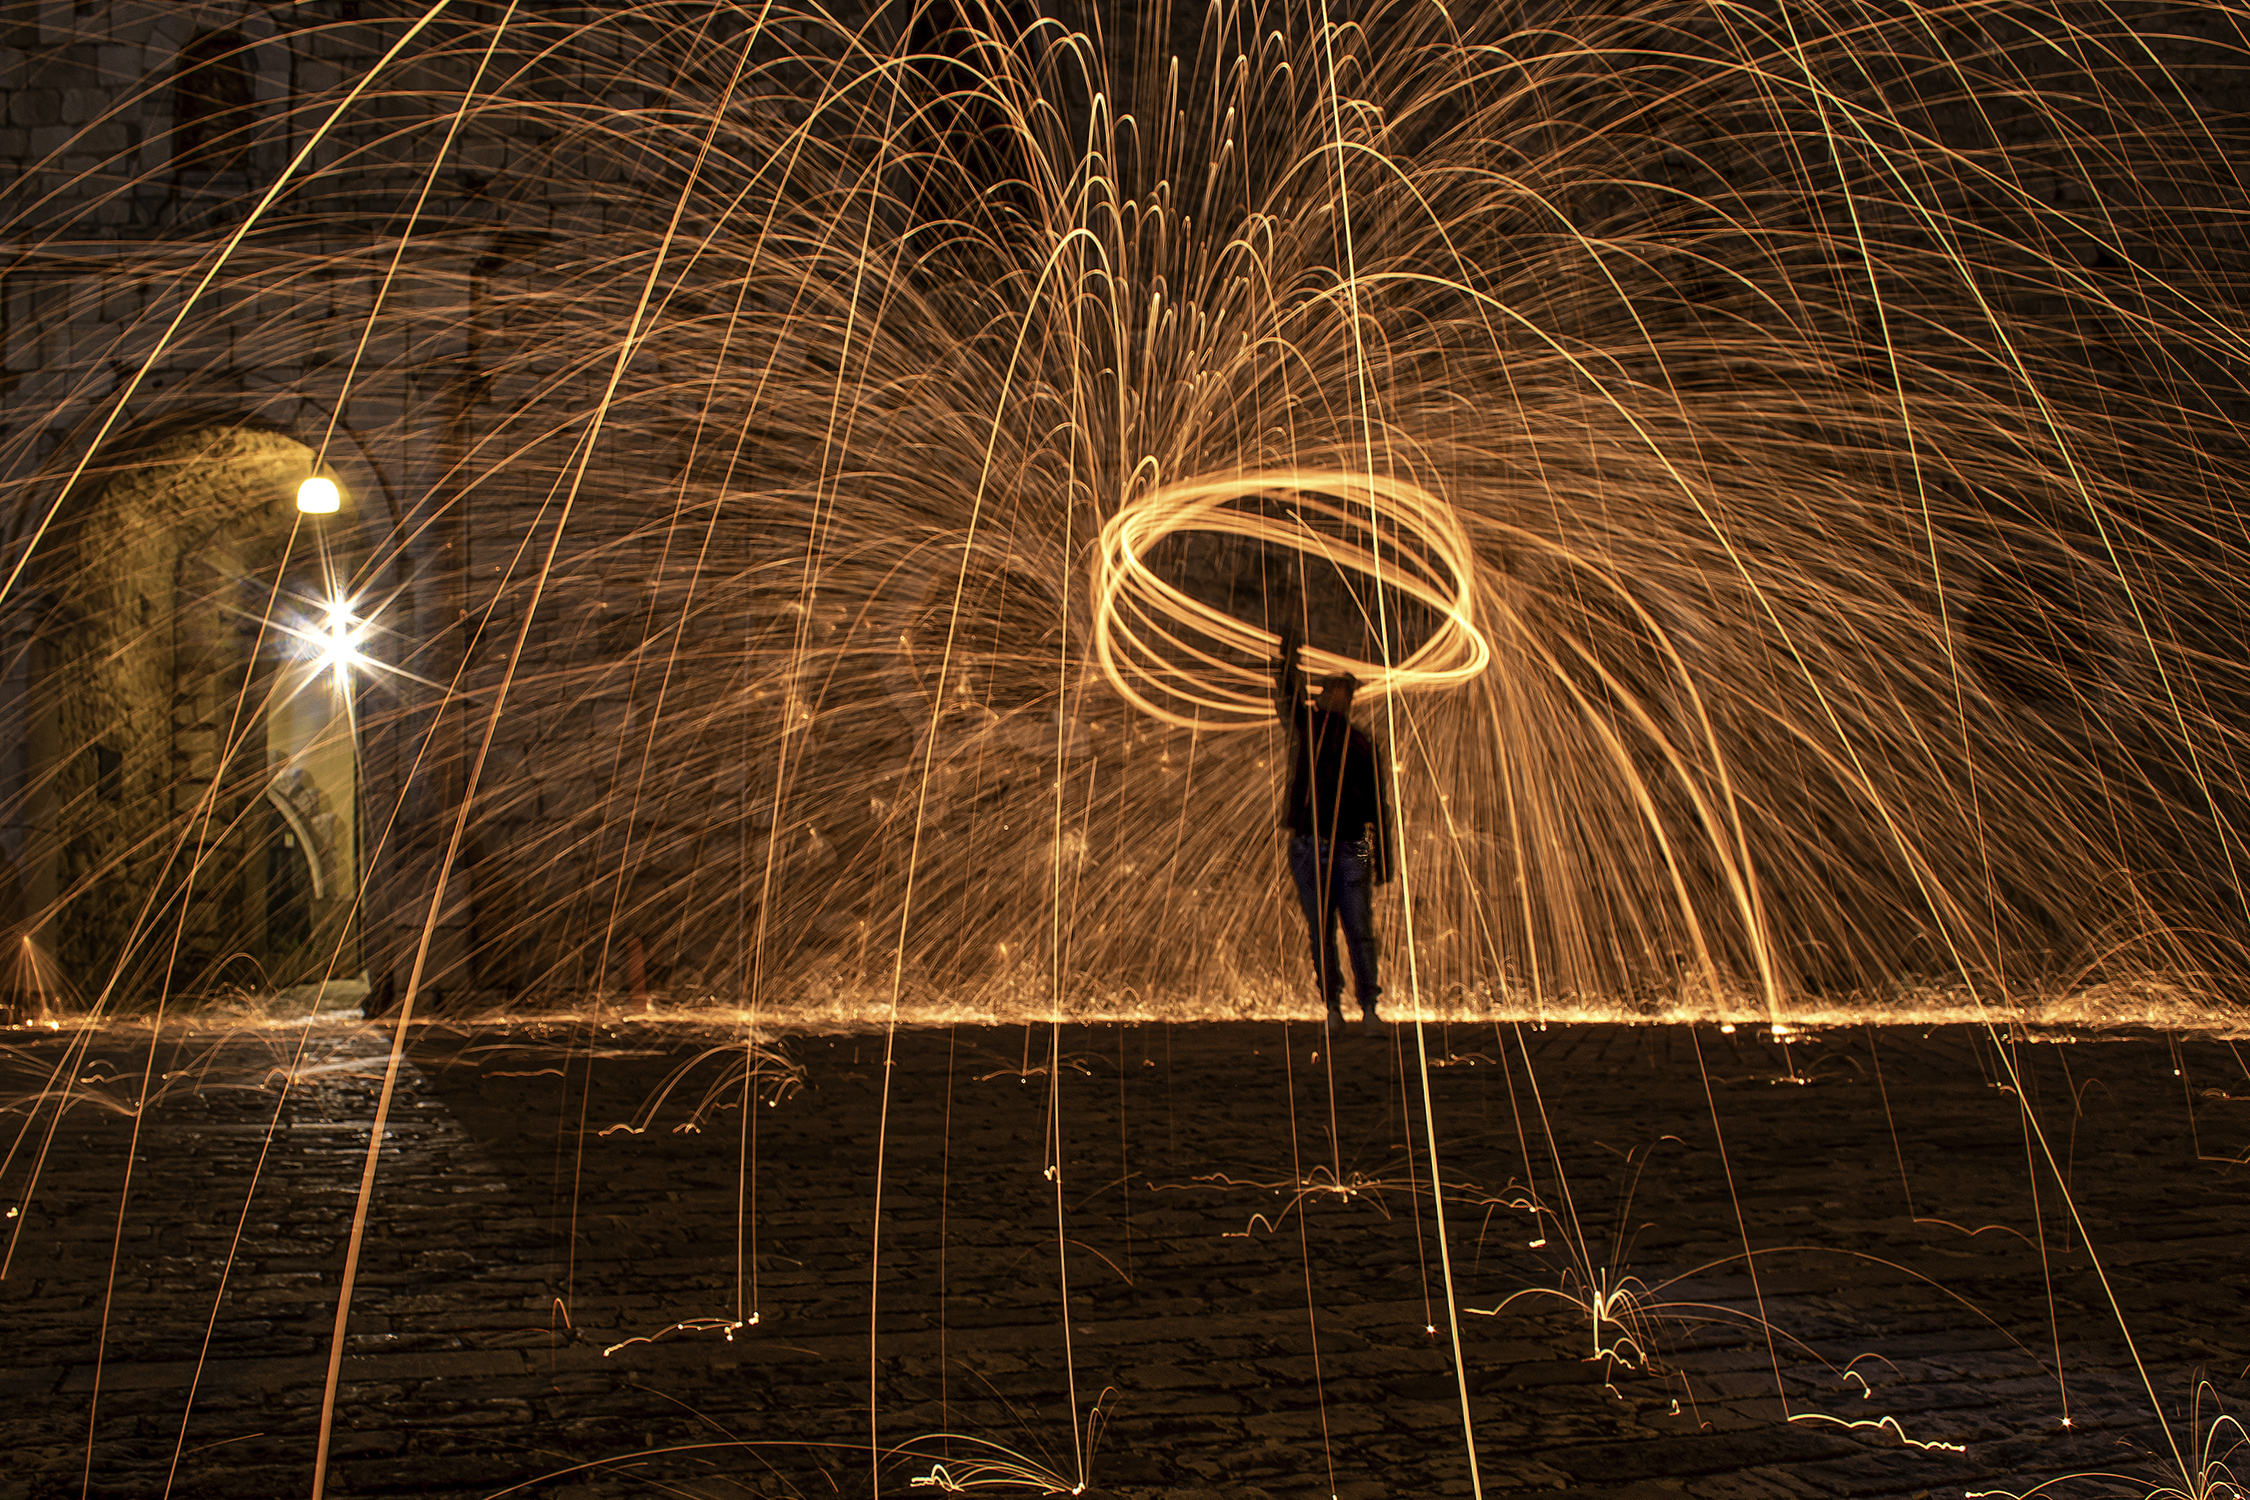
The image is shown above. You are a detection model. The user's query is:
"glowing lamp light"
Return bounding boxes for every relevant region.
[315,596,364,681]
[296,476,341,514]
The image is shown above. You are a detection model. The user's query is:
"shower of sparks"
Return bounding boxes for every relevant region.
[0,0,2245,1023]
[4,2,2250,1498]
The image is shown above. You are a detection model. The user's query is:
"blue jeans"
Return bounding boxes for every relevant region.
[1288,833,1379,1011]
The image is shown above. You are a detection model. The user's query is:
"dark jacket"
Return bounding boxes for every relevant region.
[1272,651,1394,882]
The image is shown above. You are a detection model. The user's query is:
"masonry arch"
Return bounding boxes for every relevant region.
[25,420,359,1003]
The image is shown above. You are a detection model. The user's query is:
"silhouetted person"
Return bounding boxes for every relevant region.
[1272,624,1393,1035]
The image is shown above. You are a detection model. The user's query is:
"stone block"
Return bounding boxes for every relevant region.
[0,1365,65,1397]
[78,118,126,154]
[58,86,103,124]
[49,43,97,85]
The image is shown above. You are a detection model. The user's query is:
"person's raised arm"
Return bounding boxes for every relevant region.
[1272,620,1307,723]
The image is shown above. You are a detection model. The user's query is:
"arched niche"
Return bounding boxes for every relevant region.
[25,422,359,1004]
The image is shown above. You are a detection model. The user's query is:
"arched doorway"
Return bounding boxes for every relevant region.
[26,422,358,1004]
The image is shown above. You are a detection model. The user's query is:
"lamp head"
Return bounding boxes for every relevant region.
[296,476,341,514]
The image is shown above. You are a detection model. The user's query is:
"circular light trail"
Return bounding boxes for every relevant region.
[1092,470,1491,729]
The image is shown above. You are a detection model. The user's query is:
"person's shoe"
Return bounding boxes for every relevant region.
[1325,1001,1347,1034]
[1361,1005,1383,1037]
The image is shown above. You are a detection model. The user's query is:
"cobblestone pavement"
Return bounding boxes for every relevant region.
[3,1017,2248,1500]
